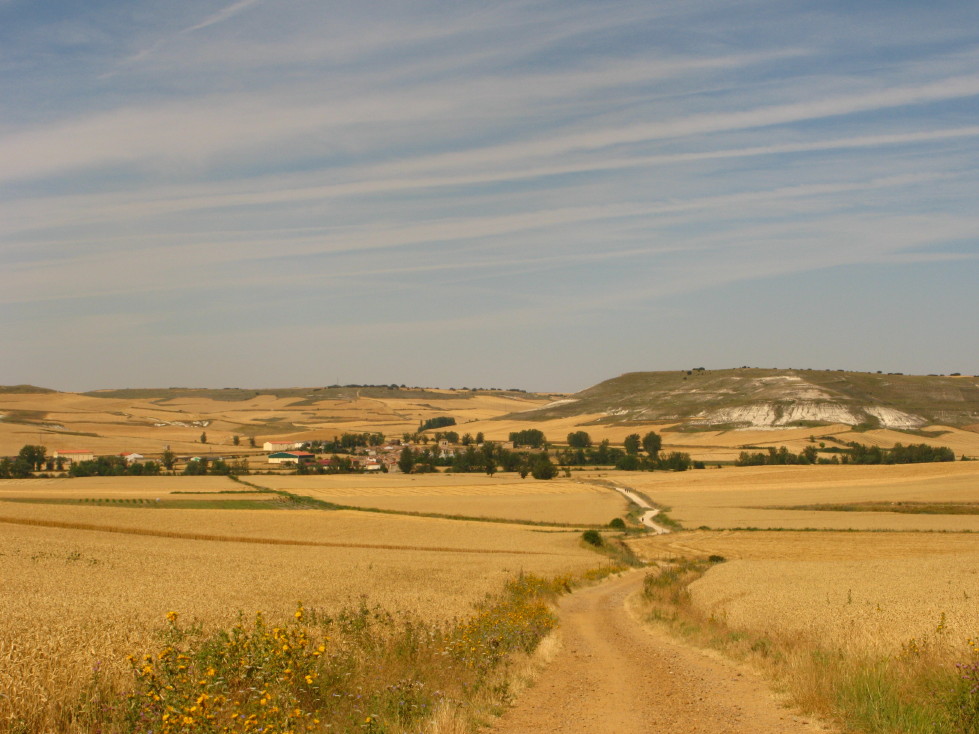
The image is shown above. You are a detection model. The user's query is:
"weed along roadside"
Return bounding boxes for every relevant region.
[30,566,628,734]
[637,557,979,734]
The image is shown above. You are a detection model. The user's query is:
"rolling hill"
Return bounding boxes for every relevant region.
[502,368,979,430]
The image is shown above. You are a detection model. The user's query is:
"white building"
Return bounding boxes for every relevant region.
[263,441,302,452]
[53,449,95,464]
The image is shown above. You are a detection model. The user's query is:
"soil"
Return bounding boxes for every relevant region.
[489,571,837,734]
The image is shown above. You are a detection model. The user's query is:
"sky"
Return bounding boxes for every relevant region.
[1,0,978,393]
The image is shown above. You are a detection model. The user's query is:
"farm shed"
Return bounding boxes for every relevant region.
[267,451,315,465]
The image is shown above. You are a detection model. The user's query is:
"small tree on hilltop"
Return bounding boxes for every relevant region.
[200,431,207,444]
[233,435,240,446]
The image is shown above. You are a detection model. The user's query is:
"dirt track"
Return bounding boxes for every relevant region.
[490,571,836,734]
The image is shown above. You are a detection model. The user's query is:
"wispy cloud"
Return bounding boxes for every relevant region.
[182,0,264,33]
[2,0,978,389]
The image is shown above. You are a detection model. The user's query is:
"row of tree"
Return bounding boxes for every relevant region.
[398,444,558,478]
[68,456,163,477]
[566,431,662,456]
[302,433,385,453]
[736,441,956,466]
[181,457,250,476]
[419,416,456,431]
[843,441,955,464]
[401,431,488,445]
[736,446,820,466]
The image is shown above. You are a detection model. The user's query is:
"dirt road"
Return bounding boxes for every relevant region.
[489,571,835,734]
[608,485,671,534]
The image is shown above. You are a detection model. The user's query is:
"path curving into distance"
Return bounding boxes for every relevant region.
[489,571,835,734]
[608,484,672,534]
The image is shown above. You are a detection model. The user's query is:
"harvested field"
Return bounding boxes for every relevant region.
[608,462,979,530]
[251,474,628,525]
[630,530,979,653]
[0,502,602,728]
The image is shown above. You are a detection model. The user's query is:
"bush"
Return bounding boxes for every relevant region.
[608,517,627,529]
[582,529,603,547]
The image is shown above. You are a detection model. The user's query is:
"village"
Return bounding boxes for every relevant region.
[30,434,516,477]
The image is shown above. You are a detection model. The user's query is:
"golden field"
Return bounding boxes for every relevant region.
[0,388,551,456]
[607,461,979,530]
[0,501,604,728]
[631,530,979,654]
[250,474,628,525]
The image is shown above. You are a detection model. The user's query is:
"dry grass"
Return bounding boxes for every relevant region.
[608,462,979,530]
[251,474,628,524]
[0,503,602,730]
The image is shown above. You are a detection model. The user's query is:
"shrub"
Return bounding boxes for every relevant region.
[582,529,603,547]
[608,517,627,529]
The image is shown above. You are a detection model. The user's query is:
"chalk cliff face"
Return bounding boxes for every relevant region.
[694,402,925,429]
[506,369,979,429]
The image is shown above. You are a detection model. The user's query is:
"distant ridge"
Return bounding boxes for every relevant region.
[81,386,545,403]
[0,385,58,394]
[504,369,979,429]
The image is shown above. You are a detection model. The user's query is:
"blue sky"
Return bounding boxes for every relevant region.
[1,0,977,392]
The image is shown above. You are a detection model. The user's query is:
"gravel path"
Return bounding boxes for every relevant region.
[608,485,671,534]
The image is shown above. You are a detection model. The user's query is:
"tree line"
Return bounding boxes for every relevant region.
[302,433,385,453]
[398,443,558,479]
[736,441,956,466]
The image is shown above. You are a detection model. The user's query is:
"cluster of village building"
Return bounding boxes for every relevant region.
[48,436,511,473]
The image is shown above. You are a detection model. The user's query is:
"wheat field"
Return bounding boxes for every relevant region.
[0,502,602,728]
[252,474,627,524]
[630,530,979,654]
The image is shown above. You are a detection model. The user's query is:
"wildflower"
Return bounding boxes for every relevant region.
[166,611,179,623]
